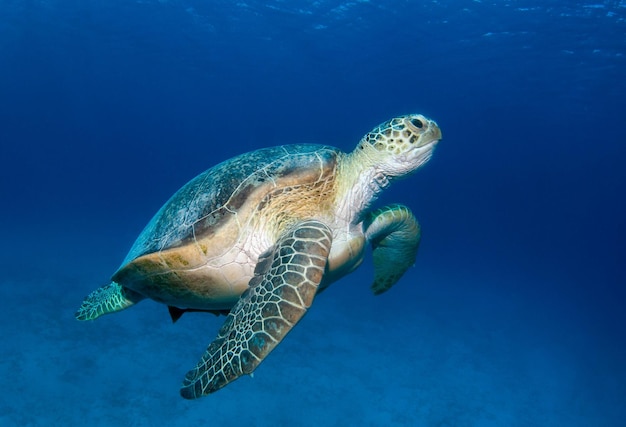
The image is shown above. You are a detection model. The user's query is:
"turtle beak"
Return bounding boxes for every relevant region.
[428,120,442,144]
[407,115,442,148]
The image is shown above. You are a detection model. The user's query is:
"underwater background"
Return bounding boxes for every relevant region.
[1,0,625,425]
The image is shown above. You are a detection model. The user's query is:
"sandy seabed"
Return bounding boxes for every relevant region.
[2,229,623,427]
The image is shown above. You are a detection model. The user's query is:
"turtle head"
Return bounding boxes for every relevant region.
[356,114,442,179]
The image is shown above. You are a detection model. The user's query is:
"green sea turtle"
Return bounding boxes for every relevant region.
[76,113,442,399]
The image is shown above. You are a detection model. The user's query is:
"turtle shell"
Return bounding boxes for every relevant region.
[116,144,341,272]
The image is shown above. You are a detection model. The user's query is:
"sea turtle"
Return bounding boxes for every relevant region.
[76,113,442,399]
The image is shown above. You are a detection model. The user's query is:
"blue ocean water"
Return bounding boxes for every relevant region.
[1,0,625,425]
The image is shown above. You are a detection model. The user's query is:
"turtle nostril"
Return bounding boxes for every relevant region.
[410,118,424,129]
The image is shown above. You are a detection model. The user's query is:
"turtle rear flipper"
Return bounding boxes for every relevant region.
[365,204,421,295]
[75,282,144,321]
[180,220,332,399]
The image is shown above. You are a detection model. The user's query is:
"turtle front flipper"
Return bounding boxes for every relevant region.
[364,204,421,295]
[180,220,332,399]
[75,281,144,321]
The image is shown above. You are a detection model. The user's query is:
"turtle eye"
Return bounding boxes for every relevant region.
[410,118,424,129]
